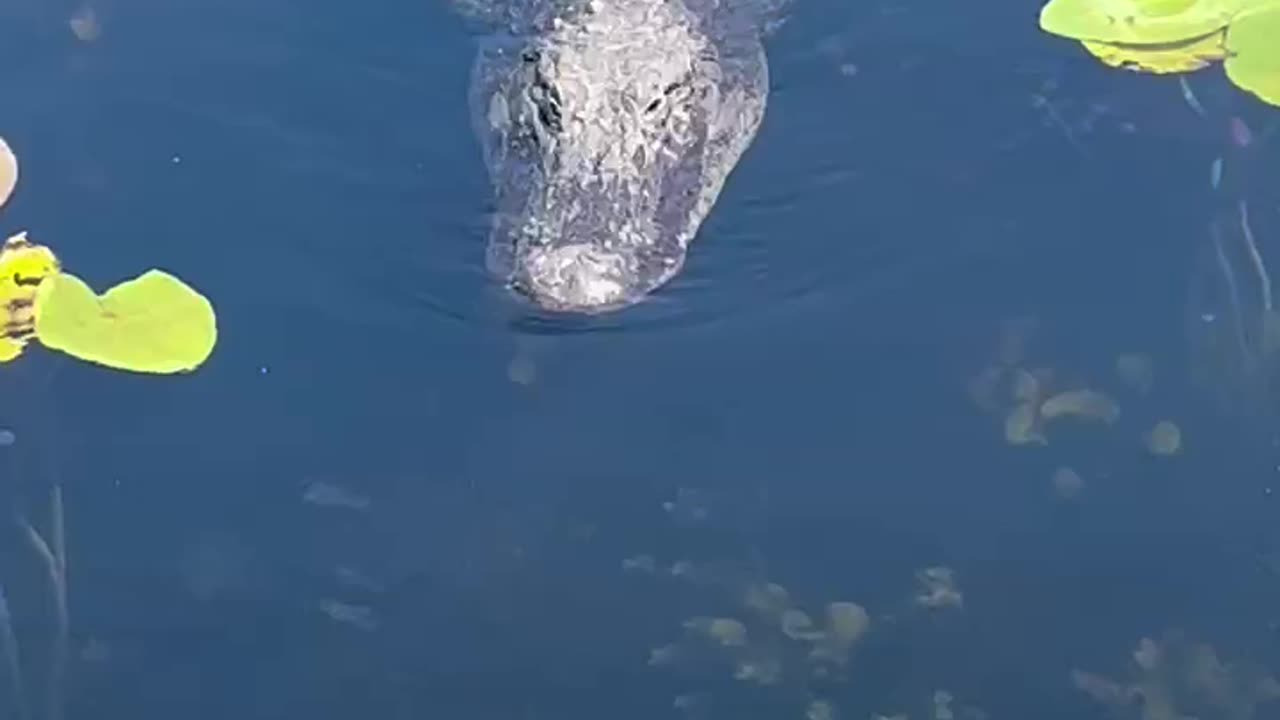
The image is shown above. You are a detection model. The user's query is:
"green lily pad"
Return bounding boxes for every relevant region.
[1039,0,1242,45]
[34,269,217,374]
[1225,1,1280,106]
[1081,30,1228,72]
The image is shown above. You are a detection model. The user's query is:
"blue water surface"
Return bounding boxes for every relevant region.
[2,0,1280,718]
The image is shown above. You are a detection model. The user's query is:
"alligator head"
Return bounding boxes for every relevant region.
[469,0,770,313]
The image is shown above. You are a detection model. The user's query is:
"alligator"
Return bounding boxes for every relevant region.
[463,0,779,313]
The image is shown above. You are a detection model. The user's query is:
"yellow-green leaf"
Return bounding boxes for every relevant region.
[1224,1,1280,106]
[34,269,217,374]
[1040,0,1242,45]
[0,338,23,362]
[0,233,60,362]
[1081,30,1228,72]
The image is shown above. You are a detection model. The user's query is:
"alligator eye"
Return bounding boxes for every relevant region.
[529,72,563,133]
[646,81,685,113]
[536,97,562,132]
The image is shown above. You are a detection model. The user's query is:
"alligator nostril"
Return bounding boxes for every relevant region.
[520,244,631,311]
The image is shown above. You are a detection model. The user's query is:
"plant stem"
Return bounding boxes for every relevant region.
[16,487,67,720]
[46,486,66,720]
[0,583,30,720]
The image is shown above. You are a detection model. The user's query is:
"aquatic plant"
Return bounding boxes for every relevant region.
[0,132,217,720]
[1037,0,1280,424]
[0,136,217,373]
[1038,0,1280,107]
[1073,631,1280,719]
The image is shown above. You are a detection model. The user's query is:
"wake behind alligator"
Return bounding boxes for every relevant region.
[466,0,776,313]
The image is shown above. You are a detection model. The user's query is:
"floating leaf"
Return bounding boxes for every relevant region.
[0,340,22,363]
[0,136,16,210]
[1039,0,1241,46]
[1224,2,1280,106]
[0,233,60,362]
[0,137,219,373]
[1081,30,1228,73]
[34,269,216,374]
[1038,0,1280,107]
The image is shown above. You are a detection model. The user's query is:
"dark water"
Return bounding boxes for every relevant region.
[1,0,1279,718]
